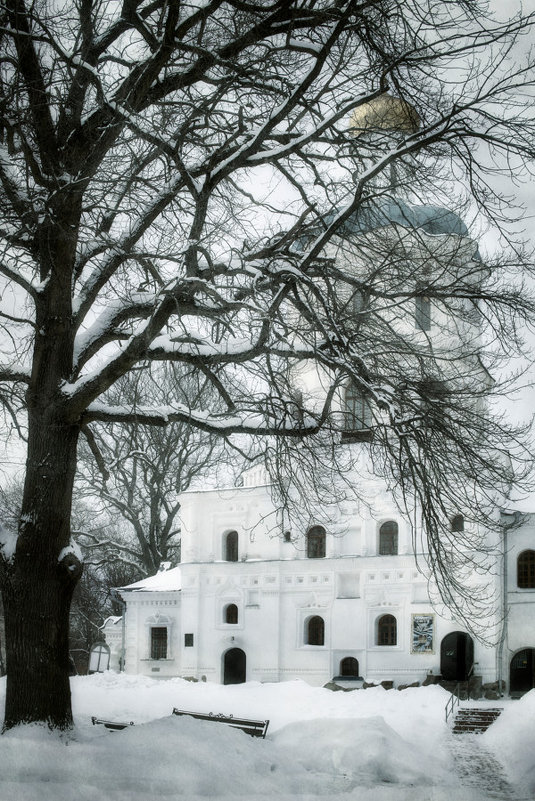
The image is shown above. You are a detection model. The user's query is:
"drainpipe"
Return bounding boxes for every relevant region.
[497,511,513,695]
[111,588,127,672]
[120,597,126,672]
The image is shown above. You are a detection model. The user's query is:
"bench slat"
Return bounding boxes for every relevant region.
[172,708,269,738]
[91,716,134,730]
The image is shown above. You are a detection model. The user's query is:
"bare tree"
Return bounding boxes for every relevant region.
[70,559,141,675]
[0,0,533,731]
[76,368,232,575]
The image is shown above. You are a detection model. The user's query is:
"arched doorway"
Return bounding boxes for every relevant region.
[510,648,535,696]
[440,631,474,681]
[339,656,359,677]
[223,648,246,685]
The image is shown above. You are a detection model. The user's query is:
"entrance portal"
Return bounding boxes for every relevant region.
[440,631,474,681]
[510,648,535,696]
[223,647,246,685]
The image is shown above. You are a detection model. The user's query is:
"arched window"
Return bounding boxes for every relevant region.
[225,604,238,624]
[517,550,535,589]
[352,290,365,317]
[307,526,326,558]
[340,656,359,677]
[306,616,325,646]
[451,514,464,533]
[150,627,168,659]
[345,382,372,432]
[225,530,238,562]
[377,614,397,646]
[379,521,398,555]
[415,293,431,331]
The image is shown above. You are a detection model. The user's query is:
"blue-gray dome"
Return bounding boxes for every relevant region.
[411,205,469,236]
[325,199,469,238]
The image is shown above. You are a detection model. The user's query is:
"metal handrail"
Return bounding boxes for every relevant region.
[445,682,461,724]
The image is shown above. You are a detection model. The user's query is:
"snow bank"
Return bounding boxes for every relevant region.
[0,674,478,800]
[483,689,535,794]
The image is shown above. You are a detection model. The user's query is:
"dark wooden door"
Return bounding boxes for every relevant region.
[510,649,535,695]
[223,648,246,685]
[440,632,474,681]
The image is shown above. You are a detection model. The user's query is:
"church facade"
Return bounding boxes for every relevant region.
[107,468,535,695]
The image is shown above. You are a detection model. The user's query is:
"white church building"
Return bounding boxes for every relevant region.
[106,466,535,696]
[103,98,535,697]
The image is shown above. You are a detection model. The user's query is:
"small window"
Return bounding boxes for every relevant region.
[283,530,292,542]
[184,633,194,647]
[352,290,365,316]
[225,603,238,624]
[451,514,464,533]
[345,382,372,431]
[377,614,397,646]
[379,521,398,555]
[307,526,326,558]
[225,530,238,562]
[306,615,325,645]
[415,294,431,331]
[517,550,535,589]
[340,656,359,677]
[151,627,167,659]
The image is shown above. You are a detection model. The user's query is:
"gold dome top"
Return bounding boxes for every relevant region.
[349,94,420,135]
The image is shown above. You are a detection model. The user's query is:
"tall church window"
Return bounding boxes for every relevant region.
[377,615,397,646]
[150,627,168,659]
[451,514,464,533]
[306,616,325,646]
[379,521,398,555]
[352,290,366,317]
[225,530,238,562]
[306,526,326,558]
[345,382,371,432]
[225,604,239,624]
[340,656,359,677]
[415,293,431,331]
[517,550,535,589]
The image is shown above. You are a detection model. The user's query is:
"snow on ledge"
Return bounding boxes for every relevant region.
[58,540,83,565]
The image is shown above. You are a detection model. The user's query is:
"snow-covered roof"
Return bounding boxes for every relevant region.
[101,615,122,628]
[119,565,182,592]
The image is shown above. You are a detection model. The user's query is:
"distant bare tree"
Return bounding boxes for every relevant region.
[76,368,232,575]
[69,560,141,675]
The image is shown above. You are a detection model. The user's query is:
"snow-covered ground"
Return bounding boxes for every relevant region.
[0,673,532,801]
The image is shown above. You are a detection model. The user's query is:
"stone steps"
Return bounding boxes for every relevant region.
[452,707,503,734]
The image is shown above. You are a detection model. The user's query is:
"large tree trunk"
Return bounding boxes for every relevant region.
[0,194,84,730]
[2,411,82,731]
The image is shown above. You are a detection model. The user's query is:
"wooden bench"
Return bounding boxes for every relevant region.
[91,716,134,731]
[172,708,269,738]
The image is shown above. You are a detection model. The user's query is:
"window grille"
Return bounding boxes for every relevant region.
[377,614,397,646]
[340,656,359,677]
[379,521,398,555]
[151,627,167,659]
[517,550,535,589]
[306,526,326,559]
[345,383,371,431]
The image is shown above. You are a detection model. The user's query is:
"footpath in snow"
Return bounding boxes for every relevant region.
[0,673,532,801]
